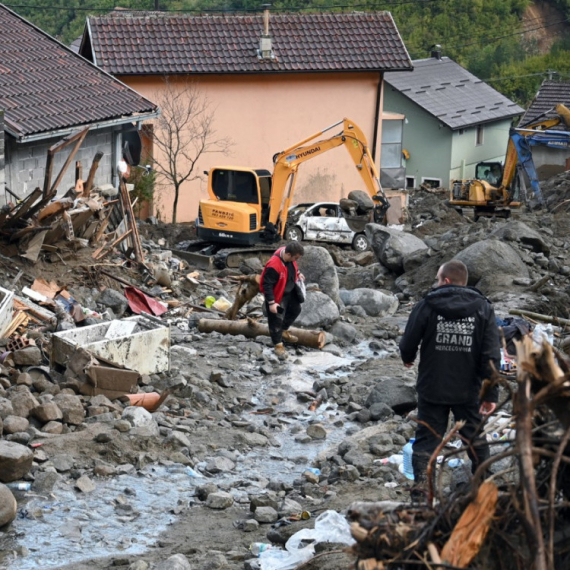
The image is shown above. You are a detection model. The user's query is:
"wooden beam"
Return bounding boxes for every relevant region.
[49,128,89,197]
[83,151,104,197]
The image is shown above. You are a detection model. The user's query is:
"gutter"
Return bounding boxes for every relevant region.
[9,111,160,144]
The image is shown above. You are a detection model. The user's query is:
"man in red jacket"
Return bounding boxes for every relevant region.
[260,242,305,358]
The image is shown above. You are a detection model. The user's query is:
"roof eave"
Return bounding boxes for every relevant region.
[9,110,160,144]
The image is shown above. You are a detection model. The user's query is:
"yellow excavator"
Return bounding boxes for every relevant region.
[449,103,570,219]
[195,118,390,253]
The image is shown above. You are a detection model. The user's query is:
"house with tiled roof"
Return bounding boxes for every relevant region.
[519,80,570,179]
[0,4,158,206]
[384,51,524,190]
[80,9,413,222]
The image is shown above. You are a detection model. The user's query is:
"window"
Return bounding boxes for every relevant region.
[421,177,442,189]
[381,120,403,168]
[458,129,465,135]
[406,176,416,189]
[211,169,259,204]
[476,125,484,146]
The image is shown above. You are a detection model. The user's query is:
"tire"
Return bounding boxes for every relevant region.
[285,226,303,242]
[352,233,369,252]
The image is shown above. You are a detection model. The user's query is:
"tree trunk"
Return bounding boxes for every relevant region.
[172,183,179,224]
[225,275,261,320]
[198,318,325,349]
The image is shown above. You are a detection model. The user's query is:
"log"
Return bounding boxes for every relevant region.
[509,309,570,327]
[198,317,325,349]
[440,481,498,567]
[225,275,261,320]
[83,151,104,197]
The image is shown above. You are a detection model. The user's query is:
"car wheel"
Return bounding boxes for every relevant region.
[285,226,303,242]
[352,233,369,252]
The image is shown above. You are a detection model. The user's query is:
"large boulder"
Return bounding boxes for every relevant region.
[339,288,398,317]
[490,220,549,255]
[0,441,33,483]
[365,378,417,415]
[454,239,529,286]
[296,291,339,328]
[0,484,16,527]
[366,224,428,274]
[297,246,340,305]
[97,289,128,318]
[54,394,85,425]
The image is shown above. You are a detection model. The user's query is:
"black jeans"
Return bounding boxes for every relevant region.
[412,398,489,480]
[266,291,302,345]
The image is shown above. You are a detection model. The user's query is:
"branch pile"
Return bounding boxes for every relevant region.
[347,337,570,570]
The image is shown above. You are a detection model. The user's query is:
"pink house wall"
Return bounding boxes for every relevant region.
[124,73,384,223]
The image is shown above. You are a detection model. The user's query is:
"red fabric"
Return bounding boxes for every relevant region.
[124,286,168,316]
[260,247,299,305]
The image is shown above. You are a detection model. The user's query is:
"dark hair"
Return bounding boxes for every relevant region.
[285,241,304,256]
[439,260,468,286]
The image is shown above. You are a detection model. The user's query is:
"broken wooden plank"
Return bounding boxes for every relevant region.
[83,151,104,197]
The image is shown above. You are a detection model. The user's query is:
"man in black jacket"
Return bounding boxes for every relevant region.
[399,260,500,487]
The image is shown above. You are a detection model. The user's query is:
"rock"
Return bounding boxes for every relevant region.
[242,519,259,532]
[205,456,236,474]
[32,471,61,493]
[490,220,550,254]
[250,494,279,512]
[0,397,14,419]
[329,321,358,343]
[343,449,373,471]
[238,432,269,447]
[254,506,278,523]
[365,378,417,415]
[54,394,85,425]
[366,224,428,274]
[354,251,375,266]
[16,372,33,386]
[164,431,192,448]
[306,424,327,439]
[155,554,192,570]
[32,402,63,423]
[0,441,33,483]
[297,246,340,305]
[75,475,96,493]
[97,289,128,318]
[51,453,74,472]
[122,407,160,436]
[12,346,42,366]
[0,483,17,526]
[369,402,394,421]
[206,491,234,509]
[296,291,339,328]
[303,470,319,484]
[278,497,304,517]
[9,388,40,418]
[196,483,219,501]
[42,420,63,434]
[454,240,529,286]
[339,288,398,317]
[3,415,29,434]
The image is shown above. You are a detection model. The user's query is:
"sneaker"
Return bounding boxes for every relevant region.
[282,330,299,343]
[274,343,287,359]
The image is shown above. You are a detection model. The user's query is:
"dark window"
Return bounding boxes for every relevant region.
[211,170,259,204]
[476,125,484,146]
[405,176,415,189]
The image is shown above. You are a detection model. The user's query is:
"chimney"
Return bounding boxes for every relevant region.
[430,44,442,60]
[258,4,275,60]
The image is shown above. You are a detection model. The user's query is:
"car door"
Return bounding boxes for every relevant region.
[304,204,344,242]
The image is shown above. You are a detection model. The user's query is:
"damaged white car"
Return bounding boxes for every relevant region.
[284,202,370,251]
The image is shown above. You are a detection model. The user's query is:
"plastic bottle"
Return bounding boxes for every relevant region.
[448,458,465,468]
[304,467,321,476]
[374,454,404,465]
[6,482,31,491]
[250,542,274,556]
[402,439,415,480]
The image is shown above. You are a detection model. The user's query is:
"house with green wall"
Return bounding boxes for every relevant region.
[383,53,524,190]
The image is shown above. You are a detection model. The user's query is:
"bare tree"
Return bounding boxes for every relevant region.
[152,78,231,223]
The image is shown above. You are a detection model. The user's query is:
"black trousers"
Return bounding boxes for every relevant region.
[266,291,302,345]
[412,398,489,479]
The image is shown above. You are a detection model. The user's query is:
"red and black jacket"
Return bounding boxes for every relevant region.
[260,247,300,305]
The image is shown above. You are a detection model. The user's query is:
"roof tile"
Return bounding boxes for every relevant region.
[521,80,570,127]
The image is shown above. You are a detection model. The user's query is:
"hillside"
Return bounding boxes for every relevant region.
[7,0,570,107]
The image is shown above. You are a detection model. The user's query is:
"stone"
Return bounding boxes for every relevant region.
[205,456,236,474]
[339,288,399,317]
[164,431,192,448]
[296,291,339,328]
[2,415,29,434]
[16,373,33,386]
[97,289,128,318]
[329,321,358,343]
[42,420,63,434]
[32,402,63,423]
[303,470,319,484]
[297,246,340,305]
[250,494,279,512]
[0,441,33,482]
[354,251,375,266]
[454,240,529,286]
[278,497,304,517]
[238,432,269,447]
[0,397,14,419]
[9,389,40,418]
[0,483,17,526]
[365,378,417,415]
[306,424,327,440]
[75,475,96,493]
[206,491,234,509]
[12,346,42,366]
[54,394,85,425]
[32,471,61,493]
[366,224,428,274]
[242,519,259,532]
[51,454,74,472]
[155,554,192,570]
[490,220,549,254]
[196,482,219,501]
[254,506,278,523]
[369,402,394,421]
[122,407,159,436]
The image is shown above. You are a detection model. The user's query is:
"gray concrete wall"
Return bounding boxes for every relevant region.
[0,111,4,199]
[3,127,117,206]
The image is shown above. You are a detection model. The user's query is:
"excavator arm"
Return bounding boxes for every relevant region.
[266,118,389,237]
